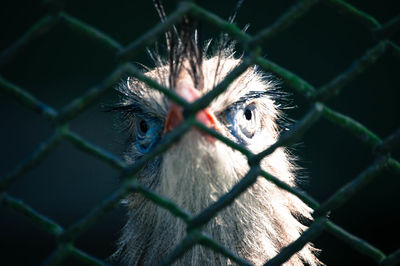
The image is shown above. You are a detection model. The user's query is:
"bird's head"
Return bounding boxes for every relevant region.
[115,54,289,192]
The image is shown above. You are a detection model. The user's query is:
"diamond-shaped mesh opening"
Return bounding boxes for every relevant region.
[1,0,399,265]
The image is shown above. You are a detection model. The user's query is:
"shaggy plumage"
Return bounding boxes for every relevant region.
[111,3,320,265]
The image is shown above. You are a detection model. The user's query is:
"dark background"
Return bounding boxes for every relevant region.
[0,0,399,265]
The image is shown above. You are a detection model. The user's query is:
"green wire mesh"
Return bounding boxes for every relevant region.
[1,0,399,265]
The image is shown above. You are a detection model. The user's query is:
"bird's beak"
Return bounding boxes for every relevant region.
[164,79,218,143]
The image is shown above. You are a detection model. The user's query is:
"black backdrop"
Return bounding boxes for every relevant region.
[1,1,399,265]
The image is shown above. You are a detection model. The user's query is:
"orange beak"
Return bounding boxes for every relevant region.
[164,79,218,142]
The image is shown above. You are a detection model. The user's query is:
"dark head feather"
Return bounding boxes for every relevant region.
[153,0,204,91]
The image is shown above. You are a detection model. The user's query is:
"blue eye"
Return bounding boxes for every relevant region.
[135,118,160,153]
[225,104,259,144]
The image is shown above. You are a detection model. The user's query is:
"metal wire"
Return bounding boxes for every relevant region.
[0,0,399,265]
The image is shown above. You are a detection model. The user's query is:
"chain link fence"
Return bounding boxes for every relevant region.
[1,0,399,265]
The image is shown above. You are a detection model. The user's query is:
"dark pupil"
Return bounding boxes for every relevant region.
[139,120,148,133]
[244,108,252,120]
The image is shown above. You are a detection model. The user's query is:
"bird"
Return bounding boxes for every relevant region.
[110,1,320,265]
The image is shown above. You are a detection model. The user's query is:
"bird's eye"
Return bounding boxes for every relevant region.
[139,119,149,134]
[225,104,260,144]
[244,108,252,120]
[134,118,160,153]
